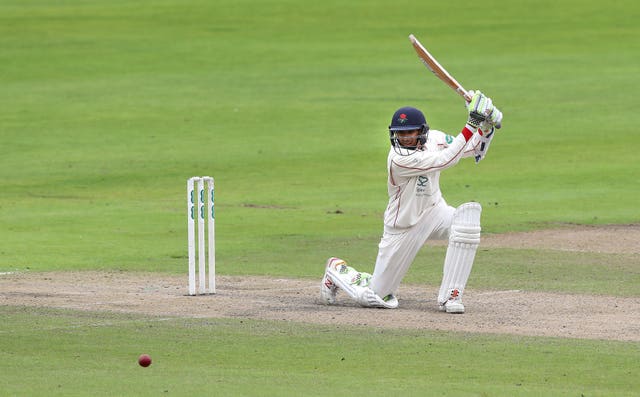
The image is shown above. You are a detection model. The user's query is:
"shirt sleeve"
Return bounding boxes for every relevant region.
[390,128,473,177]
[462,132,483,158]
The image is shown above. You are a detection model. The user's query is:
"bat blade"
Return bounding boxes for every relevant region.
[408,34,501,128]
[409,34,470,101]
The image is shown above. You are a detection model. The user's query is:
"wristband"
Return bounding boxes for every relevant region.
[461,125,474,141]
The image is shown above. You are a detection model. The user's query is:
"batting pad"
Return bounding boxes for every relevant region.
[437,202,482,303]
[325,262,361,300]
[325,258,397,309]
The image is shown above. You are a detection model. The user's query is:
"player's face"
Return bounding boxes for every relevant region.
[395,129,421,147]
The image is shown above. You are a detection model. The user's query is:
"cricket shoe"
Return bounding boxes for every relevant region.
[320,257,342,304]
[380,293,399,309]
[438,289,465,314]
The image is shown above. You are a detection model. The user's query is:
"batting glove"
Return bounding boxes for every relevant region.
[480,106,502,132]
[466,90,494,129]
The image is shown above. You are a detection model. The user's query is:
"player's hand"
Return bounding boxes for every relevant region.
[480,106,502,131]
[466,90,494,129]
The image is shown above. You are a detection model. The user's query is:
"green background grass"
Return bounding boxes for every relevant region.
[1,0,639,395]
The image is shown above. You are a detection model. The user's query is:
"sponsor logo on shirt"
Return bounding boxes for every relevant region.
[416,175,432,196]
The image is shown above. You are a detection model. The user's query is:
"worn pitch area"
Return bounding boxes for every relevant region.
[2,225,639,342]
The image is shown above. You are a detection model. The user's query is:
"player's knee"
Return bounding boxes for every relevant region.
[450,202,481,245]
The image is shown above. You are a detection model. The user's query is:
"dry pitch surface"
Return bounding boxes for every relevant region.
[2,225,639,342]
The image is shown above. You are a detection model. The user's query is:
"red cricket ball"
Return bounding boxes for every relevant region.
[138,354,152,367]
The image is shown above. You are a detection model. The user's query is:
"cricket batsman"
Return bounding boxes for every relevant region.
[321,90,503,313]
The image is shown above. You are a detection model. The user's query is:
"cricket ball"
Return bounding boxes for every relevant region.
[138,354,152,367]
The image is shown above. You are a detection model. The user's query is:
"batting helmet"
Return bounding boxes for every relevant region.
[388,106,429,153]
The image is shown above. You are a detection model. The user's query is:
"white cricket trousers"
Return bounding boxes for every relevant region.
[369,200,455,298]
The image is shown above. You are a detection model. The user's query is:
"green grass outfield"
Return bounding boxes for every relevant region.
[1,0,639,395]
[1,307,638,397]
